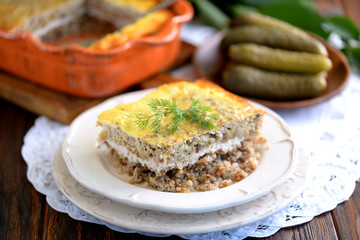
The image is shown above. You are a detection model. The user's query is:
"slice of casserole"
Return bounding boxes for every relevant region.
[97,80,266,192]
[86,0,159,29]
[0,0,170,49]
[1,0,157,33]
[88,9,172,50]
[0,0,85,34]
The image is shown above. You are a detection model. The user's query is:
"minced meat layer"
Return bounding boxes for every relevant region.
[106,135,266,192]
[97,113,263,176]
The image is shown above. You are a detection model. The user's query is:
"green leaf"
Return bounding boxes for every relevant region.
[226,4,258,17]
[344,47,360,74]
[192,0,230,29]
[240,0,314,8]
[240,0,281,7]
[323,16,360,41]
[259,2,329,38]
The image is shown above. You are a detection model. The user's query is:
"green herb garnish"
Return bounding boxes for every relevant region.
[129,98,218,135]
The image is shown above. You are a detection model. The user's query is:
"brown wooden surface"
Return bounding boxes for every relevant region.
[1,1,360,240]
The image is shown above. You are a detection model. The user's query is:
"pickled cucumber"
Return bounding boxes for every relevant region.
[229,43,332,73]
[221,25,327,56]
[223,64,327,99]
[230,12,307,37]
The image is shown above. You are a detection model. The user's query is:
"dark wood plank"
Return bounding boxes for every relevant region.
[339,0,360,26]
[0,70,105,125]
[0,99,42,240]
[247,212,338,240]
[314,0,345,16]
[331,182,360,239]
[303,212,338,239]
[315,0,360,26]
[43,209,184,240]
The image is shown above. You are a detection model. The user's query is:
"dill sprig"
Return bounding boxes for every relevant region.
[129,98,217,135]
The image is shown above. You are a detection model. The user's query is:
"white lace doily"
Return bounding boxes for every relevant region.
[22,72,360,239]
[22,22,360,239]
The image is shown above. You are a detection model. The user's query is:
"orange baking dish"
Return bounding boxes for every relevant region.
[0,0,193,97]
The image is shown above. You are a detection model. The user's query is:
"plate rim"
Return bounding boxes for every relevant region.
[53,144,310,235]
[62,88,298,213]
[193,30,351,109]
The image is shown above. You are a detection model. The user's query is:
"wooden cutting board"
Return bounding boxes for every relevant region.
[0,42,196,125]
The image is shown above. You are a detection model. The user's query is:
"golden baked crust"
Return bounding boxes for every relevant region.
[98,79,263,146]
[0,0,74,31]
[0,0,158,31]
[0,0,169,50]
[98,0,157,12]
[89,9,172,50]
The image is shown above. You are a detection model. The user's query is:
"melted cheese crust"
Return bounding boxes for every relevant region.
[0,0,74,31]
[104,0,157,12]
[0,0,159,32]
[98,80,263,146]
[89,9,172,50]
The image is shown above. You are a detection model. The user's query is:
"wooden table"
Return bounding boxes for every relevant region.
[1,0,359,239]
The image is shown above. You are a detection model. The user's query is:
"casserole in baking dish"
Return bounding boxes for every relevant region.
[0,0,193,97]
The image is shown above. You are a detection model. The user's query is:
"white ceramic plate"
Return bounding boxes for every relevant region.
[62,89,298,213]
[54,145,310,235]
